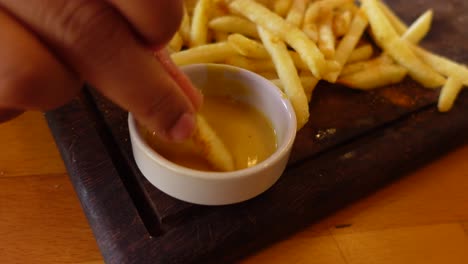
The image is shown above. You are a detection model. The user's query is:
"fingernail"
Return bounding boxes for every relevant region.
[168,112,196,142]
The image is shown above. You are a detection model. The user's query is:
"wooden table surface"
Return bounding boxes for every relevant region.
[1,111,468,264]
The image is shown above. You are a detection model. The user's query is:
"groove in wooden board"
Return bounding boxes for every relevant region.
[240,234,347,264]
[0,173,101,264]
[333,223,468,264]
[0,112,66,177]
[46,97,162,263]
[318,143,468,235]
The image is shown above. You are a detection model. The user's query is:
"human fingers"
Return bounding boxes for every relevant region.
[0,9,80,112]
[107,0,184,47]
[155,49,203,110]
[0,0,195,141]
[107,0,203,108]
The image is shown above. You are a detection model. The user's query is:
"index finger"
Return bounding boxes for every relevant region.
[0,0,197,141]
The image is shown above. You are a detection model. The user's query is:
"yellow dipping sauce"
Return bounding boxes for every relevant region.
[142,95,277,172]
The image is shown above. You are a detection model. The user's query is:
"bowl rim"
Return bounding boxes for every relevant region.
[128,63,297,181]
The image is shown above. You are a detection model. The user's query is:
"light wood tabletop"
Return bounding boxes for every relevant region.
[1,111,468,264]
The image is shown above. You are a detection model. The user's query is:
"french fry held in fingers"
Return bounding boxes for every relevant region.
[229,0,327,78]
[437,77,465,112]
[193,114,235,172]
[257,26,310,129]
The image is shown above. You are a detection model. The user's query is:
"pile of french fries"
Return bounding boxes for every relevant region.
[169,0,468,129]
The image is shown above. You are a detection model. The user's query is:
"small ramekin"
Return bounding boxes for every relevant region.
[128,63,296,205]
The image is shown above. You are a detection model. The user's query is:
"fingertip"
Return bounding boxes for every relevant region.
[167,112,196,142]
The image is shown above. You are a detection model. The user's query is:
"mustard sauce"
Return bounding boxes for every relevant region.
[142,95,277,171]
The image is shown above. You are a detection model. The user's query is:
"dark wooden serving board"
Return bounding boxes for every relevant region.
[46,1,468,263]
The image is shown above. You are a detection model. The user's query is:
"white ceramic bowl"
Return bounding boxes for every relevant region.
[128,64,296,205]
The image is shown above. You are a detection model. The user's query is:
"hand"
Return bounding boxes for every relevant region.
[0,0,203,141]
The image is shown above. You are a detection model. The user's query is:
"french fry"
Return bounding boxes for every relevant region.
[209,16,259,38]
[193,114,235,171]
[401,9,433,44]
[304,1,320,24]
[212,0,229,18]
[304,0,353,25]
[225,55,276,72]
[190,0,212,47]
[226,33,315,71]
[376,0,408,35]
[274,0,293,17]
[438,76,464,112]
[333,9,353,37]
[171,42,237,65]
[303,23,319,43]
[411,45,468,86]
[325,10,368,82]
[338,64,408,90]
[180,2,192,44]
[361,0,445,88]
[257,26,309,129]
[286,0,308,27]
[230,0,327,78]
[270,76,319,102]
[255,0,273,8]
[326,60,341,73]
[347,44,374,64]
[227,33,270,58]
[168,32,183,53]
[185,0,199,15]
[213,30,229,42]
[318,14,336,59]
[341,55,393,76]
